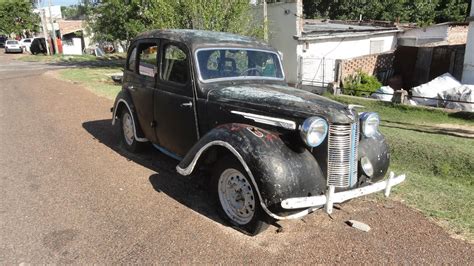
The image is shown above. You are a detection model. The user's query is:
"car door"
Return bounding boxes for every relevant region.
[154,41,198,157]
[123,40,159,142]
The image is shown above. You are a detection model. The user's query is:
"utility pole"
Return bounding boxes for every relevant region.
[48,0,59,55]
[263,0,268,42]
[40,8,51,55]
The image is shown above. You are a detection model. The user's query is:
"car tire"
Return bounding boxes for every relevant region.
[212,156,269,236]
[119,109,143,153]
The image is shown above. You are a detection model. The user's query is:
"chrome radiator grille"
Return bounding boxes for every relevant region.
[327,123,359,188]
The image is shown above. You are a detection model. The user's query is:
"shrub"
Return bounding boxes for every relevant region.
[343,70,382,97]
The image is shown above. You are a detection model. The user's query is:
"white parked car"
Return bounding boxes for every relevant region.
[4,40,23,53]
[20,38,33,52]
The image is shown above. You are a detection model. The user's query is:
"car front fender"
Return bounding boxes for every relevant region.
[176,123,326,219]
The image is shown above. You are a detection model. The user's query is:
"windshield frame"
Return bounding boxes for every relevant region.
[194,47,285,83]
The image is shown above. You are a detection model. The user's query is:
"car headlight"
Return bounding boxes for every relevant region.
[360,112,380,138]
[300,117,328,147]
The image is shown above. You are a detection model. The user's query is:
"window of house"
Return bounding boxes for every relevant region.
[127,46,137,72]
[162,45,188,84]
[370,40,384,54]
[138,43,158,77]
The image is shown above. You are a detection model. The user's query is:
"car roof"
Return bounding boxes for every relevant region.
[134,29,275,51]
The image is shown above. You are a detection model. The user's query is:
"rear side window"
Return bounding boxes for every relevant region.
[137,43,158,77]
[127,47,137,72]
[162,45,188,84]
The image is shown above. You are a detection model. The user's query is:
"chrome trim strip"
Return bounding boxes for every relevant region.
[193,47,286,83]
[230,110,297,130]
[176,140,314,220]
[111,99,148,142]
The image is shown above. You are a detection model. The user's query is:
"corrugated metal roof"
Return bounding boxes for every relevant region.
[300,20,400,40]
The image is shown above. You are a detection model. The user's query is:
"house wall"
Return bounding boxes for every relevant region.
[297,33,397,88]
[62,38,82,55]
[448,25,468,45]
[462,6,474,84]
[266,1,302,85]
[398,25,448,46]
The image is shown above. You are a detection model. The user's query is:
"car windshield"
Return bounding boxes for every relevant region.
[196,48,284,81]
[6,41,18,45]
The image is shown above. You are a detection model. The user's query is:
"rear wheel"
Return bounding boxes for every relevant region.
[118,109,143,152]
[212,156,268,235]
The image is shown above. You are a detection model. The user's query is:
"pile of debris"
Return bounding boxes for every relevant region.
[370,73,473,112]
[411,73,473,112]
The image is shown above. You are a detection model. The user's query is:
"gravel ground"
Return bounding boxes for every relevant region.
[0,53,473,263]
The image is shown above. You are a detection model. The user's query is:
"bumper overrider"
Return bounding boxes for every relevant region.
[281,171,406,214]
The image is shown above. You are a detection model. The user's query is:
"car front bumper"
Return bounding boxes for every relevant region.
[280,172,406,215]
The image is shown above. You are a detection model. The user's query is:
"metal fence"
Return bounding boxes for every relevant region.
[299,56,337,88]
[341,88,474,105]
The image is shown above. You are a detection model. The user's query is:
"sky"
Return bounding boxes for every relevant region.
[37,0,80,7]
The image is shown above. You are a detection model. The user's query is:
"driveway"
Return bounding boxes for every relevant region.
[0,52,473,263]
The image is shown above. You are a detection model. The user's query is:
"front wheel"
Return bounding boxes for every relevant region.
[212,156,268,235]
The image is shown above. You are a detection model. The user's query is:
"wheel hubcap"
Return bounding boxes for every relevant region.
[218,168,256,225]
[122,112,134,146]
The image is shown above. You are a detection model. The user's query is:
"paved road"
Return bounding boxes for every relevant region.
[1,52,473,263]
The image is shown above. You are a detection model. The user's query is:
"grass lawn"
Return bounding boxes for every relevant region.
[330,95,474,241]
[19,53,126,63]
[58,67,122,99]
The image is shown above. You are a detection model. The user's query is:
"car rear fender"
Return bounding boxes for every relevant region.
[176,123,326,219]
[111,90,147,142]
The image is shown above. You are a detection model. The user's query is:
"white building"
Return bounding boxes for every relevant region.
[398,22,468,47]
[33,5,62,20]
[462,3,474,84]
[265,0,400,90]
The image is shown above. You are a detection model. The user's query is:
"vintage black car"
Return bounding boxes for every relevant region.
[112,29,405,235]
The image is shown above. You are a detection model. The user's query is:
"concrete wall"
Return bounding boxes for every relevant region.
[398,24,448,46]
[62,38,82,55]
[448,25,468,45]
[462,3,474,84]
[297,33,397,86]
[299,34,396,59]
[398,24,449,39]
[266,1,302,84]
[34,5,62,20]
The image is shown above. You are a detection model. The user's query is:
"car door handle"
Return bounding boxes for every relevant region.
[180,101,193,108]
[127,85,136,91]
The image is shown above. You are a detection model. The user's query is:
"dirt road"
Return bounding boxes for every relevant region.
[1,53,472,263]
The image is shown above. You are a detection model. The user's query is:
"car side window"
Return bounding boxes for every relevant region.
[162,44,188,84]
[137,43,158,78]
[127,46,137,72]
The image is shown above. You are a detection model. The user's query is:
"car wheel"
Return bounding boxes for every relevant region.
[119,109,143,152]
[212,156,268,235]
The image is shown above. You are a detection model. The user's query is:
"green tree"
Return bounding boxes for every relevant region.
[0,0,39,36]
[435,0,470,23]
[87,0,262,48]
[303,0,469,25]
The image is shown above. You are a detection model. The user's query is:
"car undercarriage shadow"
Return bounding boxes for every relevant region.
[82,119,224,226]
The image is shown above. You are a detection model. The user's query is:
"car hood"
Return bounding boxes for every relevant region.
[206,83,357,124]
